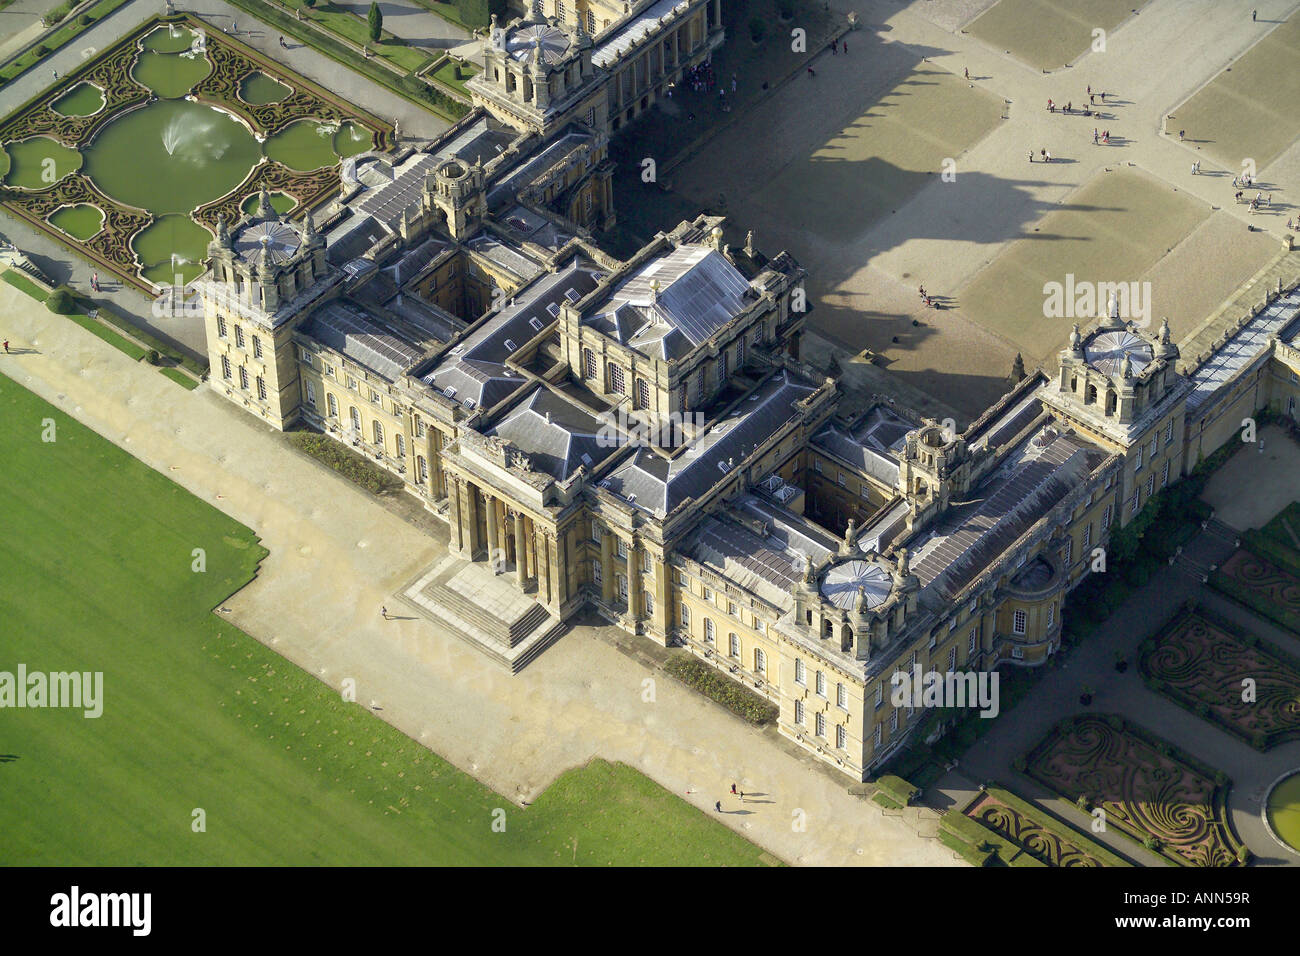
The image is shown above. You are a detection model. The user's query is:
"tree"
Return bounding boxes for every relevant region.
[46,287,75,314]
[367,2,383,42]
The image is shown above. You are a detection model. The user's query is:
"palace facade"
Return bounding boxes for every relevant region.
[196,10,1300,780]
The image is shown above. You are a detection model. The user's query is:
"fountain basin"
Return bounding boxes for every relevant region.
[48,203,105,240]
[51,83,106,118]
[1264,771,1300,856]
[83,99,261,215]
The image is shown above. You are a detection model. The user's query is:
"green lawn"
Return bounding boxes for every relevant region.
[0,374,774,865]
[0,0,134,85]
[429,56,477,98]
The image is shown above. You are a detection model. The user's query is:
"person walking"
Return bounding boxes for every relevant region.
[964,67,969,79]
[807,66,815,78]
[731,783,737,795]
[1093,128,1099,144]
[1087,84,1091,95]
[3,340,9,354]
[381,605,389,620]
[1045,149,1052,162]
[715,801,722,812]
[1179,129,1185,141]
[1252,9,1257,21]
[1029,150,1034,162]
[1040,148,1046,161]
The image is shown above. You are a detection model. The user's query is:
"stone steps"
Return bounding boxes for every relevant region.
[427,580,547,648]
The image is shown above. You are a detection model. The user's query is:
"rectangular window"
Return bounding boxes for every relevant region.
[415,417,426,438]
[795,699,804,726]
[616,538,629,559]
[815,712,826,738]
[889,710,899,732]
[1103,503,1113,529]
[947,647,956,671]
[327,393,338,418]
[1165,421,1174,446]
[696,365,706,400]
[1130,491,1140,517]
[396,434,405,459]
[814,459,823,474]
[1134,446,1143,472]
[729,633,740,658]
[837,472,846,488]
[1013,609,1027,634]
[591,521,601,543]
[235,327,245,349]
[816,671,826,697]
[1063,537,1073,566]
[583,348,597,380]
[347,376,357,391]
[217,316,228,339]
[253,336,262,359]
[873,723,882,749]
[968,629,977,656]
[719,350,728,381]
[305,380,316,406]
[795,658,805,685]
[643,590,653,616]
[370,389,381,406]
[1146,474,1155,498]
[1082,523,1092,552]
[256,376,266,401]
[635,378,649,410]
[1162,459,1170,487]
[680,602,690,627]
[704,618,716,643]
[875,683,884,707]
[617,574,628,601]
[608,364,625,394]
[728,601,738,618]
[221,354,231,380]
[836,724,847,749]
[417,455,428,482]
[373,420,384,446]
[837,683,847,709]
[300,347,312,365]
[753,648,766,675]
[239,366,248,390]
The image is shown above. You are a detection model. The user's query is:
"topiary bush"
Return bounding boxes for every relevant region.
[146,349,160,366]
[46,287,75,314]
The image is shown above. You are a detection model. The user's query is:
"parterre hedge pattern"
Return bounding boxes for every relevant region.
[0,15,386,289]
[1140,608,1300,749]
[1024,715,1245,867]
[965,792,1109,867]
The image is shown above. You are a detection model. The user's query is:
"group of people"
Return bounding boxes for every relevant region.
[1031,147,1054,162]
[1092,128,1112,145]
[1236,190,1271,213]
[917,284,937,308]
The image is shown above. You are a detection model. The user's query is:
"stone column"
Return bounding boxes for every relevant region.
[537,528,551,606]
[652,555,669,639]
[626,540,642,625]
[448,475,464,553]
[600,528,615,604]
[465,482,481,558]
[514,511,528,587]
[485,495,500,571]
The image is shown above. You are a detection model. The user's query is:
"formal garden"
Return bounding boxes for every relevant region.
[1210,503,1300,635]
[0,15,389,290]
[1139,605,1300,751]
[951,785,1131,867]
[1018,714,1249,867]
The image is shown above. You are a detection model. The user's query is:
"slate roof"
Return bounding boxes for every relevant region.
[485,387,617,481]
[909,426,1106,601]
[586,245,752,360]
[300,300,424,380]
[812,404,914,485]
[592,0,690,68]
[602,368,818,517]
[684,517,803,611]
[1186,289,1300,415]
[421,259,602,410]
